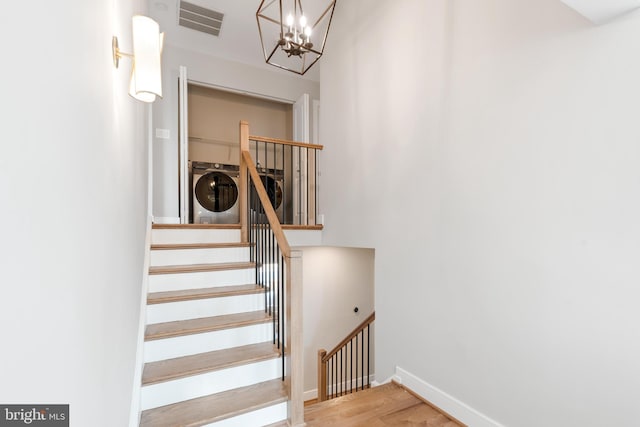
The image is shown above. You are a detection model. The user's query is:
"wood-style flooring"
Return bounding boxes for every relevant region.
[303,382,464,427]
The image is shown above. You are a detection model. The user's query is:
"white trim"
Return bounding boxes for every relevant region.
[293,94,310,224]
[394,367,505,427]
[370,373,400,387]
[305,374,375,403]
[153,216,180,224]
[128,216,153,427]
[303,389,318,402]
[311,99,321,224]
[147,107,153,218]
[311,99,320,145]
[188,79,296,105]
[178,65,189,224]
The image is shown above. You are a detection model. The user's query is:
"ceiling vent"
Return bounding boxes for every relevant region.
[178,1,224,37]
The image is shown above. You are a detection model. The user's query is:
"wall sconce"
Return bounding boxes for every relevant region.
[112,15,164,103]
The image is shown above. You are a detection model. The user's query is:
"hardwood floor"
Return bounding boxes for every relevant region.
[303,382,464,427]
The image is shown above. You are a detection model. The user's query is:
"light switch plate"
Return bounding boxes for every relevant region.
[155,128,170,139]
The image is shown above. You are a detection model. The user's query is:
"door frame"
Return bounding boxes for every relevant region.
[176,72,311,225]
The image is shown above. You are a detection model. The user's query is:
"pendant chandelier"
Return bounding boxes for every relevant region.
[256,0,336,75]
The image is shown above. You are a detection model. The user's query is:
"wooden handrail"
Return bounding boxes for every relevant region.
[322,312,375,363]
[239,122,249,243]
[241,150,291,257]
[317,311,375,402]
[249,134,324,150]
[240,121,304,425]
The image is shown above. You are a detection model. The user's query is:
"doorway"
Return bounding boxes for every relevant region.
[186,84,294,224]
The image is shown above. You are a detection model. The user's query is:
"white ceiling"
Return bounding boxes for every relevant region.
[560,0,640,23]
[148,0,640,84]
[149,0,320,81]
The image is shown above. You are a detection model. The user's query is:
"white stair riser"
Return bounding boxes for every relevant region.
[140,358,281,410]
[203,402,287,427]
[150,247,250,267]
[147,294,266,323]
[149,269,255,292]
[144,323,273,363]
[151,229,240,245]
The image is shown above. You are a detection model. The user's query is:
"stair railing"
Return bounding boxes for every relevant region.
[248,134,323,225]
[317,311,375,402]
[239,121,304,427]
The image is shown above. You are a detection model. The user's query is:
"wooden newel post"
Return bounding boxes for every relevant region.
[287,250,304,426]
[317,349,327,402]
[239,121,249,243]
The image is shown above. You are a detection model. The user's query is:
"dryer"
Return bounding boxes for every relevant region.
[256,163,285,222]
[192,161,240,224]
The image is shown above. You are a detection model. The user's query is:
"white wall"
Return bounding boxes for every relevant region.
[152,45,320,220]
[299,246,375,397]
[0,1,149,426]
[320,1,640,426]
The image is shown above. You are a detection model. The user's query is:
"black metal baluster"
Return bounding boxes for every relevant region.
[339,349,342,396]
[278,253,283,349]
[298,146,301,225]
[270,230,275,342]
[281,249,285,380]
[306,147,309,226]
[263,204,267,311]
[344,346,347,395]
[350,340,353,393]
[313,149,318,224]
[361,329,364,390]
[355,334,359,392]
[367,325,370,388]
[342,348,346,396]
[333,354,336,398]
[282,144,286,224]
[331,357,334,399]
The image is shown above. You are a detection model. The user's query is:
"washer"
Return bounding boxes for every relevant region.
[256,164,285,222]
[192,161,240,224]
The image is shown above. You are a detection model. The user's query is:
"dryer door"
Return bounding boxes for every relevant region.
[261,175,283,209]
[195,172,239,212]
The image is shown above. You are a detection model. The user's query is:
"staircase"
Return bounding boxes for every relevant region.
[138,224,288,427]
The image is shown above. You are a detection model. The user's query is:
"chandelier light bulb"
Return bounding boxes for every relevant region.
[256,0,336,75]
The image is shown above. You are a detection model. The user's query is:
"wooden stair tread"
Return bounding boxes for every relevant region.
[305,383,415,421]
[152,223,240,229]
[304,383,462,427]
[148,284,264,304]
[140,378,287,427]
[142,342,280,385]
[149,261,255,275]
[151,242,251,250]
[145,310,272,341]
[307,383,400,412]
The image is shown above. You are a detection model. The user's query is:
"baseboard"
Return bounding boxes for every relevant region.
[304,372,376,403]
[128,216,153,427]
[153,216,180,224]
[394,367,504,427]
[371,374,401,388]
[303,389,318,402]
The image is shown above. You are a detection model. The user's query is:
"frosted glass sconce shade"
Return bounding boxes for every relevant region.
[113,15,164,103]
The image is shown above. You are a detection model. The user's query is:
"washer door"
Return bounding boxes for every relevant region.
[195,172,238,212]
[261,176,283,209]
